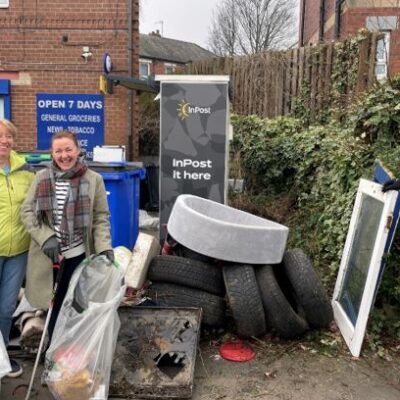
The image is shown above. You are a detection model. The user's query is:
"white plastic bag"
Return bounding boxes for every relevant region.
[43,255,126,400]
[139,209,159,229]
[0,331,11,380]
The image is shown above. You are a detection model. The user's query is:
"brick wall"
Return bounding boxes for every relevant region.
[0,0,140,159]
[389,29,400,75]
[343,8,400,77]
[150,61,185,76]
[300,1,400,76]
[343,7,400,35]
[323,0,337,41]
[300,0,338,44]
[152,62,167,75]
[300,0,321,45]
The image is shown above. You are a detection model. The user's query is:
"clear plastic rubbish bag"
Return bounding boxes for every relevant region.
[0,331,11,379]
[43,255,126,400]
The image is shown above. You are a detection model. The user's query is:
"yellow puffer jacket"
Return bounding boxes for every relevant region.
[0,150,34,256]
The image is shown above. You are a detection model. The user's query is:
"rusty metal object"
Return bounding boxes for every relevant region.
[110,306,201,399]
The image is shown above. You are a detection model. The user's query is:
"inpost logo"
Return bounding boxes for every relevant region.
[177,99,211,120]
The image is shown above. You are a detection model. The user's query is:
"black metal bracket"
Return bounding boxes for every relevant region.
[106,74,160,94]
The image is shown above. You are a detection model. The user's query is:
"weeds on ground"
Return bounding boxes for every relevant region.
[229,77,400,352]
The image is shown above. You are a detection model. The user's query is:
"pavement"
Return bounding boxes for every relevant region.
[2,224,400,399]
[1,334,400,400]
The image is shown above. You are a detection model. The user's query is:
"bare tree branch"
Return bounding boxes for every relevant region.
[208,0,297,56]
[208,0,239,56]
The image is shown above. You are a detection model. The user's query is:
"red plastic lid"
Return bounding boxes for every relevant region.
[219,340,255,362]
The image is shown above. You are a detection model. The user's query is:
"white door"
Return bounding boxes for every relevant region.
[332,178,398,357]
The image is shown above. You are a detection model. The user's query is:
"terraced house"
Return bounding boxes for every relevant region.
[139,30,214,80]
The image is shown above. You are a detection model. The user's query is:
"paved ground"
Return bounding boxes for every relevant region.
[2,330,400,400]
[2,226,400,399]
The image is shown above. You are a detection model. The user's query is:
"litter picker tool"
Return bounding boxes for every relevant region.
[24,255,65,400]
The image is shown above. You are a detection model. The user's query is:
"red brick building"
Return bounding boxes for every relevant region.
[0,0,140,159]
[299,0,400,78]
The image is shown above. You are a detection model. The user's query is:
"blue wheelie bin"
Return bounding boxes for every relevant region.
[88,162,145,249]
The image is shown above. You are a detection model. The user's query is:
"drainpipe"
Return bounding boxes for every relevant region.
[299,0,306,47]
[319,0,325,42]
[334,0,344,40]
[127,0,133,160]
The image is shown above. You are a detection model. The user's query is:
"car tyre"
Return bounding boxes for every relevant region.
[223,264,267,338]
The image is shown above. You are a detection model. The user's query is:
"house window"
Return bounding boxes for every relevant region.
[375,33,389,79]
[375,32,390,81]
[164,63,176,74]
[0,0,9,8]
[139,59,152,80]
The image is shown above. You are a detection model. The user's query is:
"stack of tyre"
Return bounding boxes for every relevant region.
[146,244,332,339]
[146,194,333,339]
[146,249,226,327]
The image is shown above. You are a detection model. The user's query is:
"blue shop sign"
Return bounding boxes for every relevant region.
[36,93,104,158]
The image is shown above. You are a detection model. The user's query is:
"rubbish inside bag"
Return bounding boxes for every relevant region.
[44,254,126,400]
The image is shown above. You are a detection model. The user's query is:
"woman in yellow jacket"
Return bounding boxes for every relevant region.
[0,119,34,378]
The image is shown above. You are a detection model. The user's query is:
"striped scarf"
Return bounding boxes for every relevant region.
[35,161,90,244]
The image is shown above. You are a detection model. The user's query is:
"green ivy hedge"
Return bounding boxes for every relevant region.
[230,77,400,340]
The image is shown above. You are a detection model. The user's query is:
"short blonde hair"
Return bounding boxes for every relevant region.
[0,118,17,138]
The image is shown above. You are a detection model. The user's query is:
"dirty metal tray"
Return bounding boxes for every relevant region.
[110,306,202,399]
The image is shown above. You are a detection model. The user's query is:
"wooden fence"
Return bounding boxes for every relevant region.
[186,32,380,120]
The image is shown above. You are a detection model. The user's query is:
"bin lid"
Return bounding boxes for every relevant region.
[87,161,143,170]
[19,153,52,163]
[87,161,145,180]
[29,162,51,172]
[99,169,145,180]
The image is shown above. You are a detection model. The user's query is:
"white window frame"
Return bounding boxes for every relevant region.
[164,63,176,75]
[332,179,398,357]
[0,0,9,8]
[0,97,4,119]
[375,32,390,81]
[139,59,152,80]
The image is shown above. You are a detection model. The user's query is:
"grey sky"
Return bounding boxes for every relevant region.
[140,0,217,49]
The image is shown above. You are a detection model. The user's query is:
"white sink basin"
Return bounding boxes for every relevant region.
[167,195,289,264]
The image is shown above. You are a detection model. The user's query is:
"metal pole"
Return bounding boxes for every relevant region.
[24,258,65,400]
[334,0,344,40]
[156,20,164,36]
[319,0,325,42]
[299,0,306,47]
[127,0,133,160]
[24,308,53,400]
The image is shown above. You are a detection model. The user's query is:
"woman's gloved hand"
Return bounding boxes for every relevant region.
[99,249,115,263]
[382,179,400,192]
[41,236,59,264]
